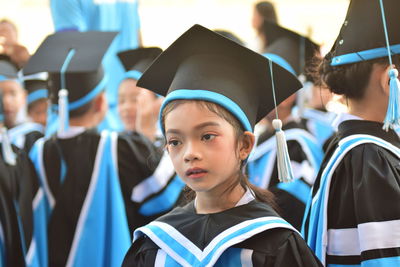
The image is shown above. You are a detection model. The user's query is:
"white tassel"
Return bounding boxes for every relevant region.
[1,127,16,166]
[273,119,294,183]
[58,89,69,135]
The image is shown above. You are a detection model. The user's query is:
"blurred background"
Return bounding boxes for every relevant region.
[0,0,349,55]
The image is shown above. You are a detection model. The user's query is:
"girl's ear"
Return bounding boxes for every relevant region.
[239,131,255,160]
[379,64,395,96]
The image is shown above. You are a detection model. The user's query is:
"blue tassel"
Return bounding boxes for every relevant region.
[383,68,400,131]
[273,119,294,183]
[58,89,69,135]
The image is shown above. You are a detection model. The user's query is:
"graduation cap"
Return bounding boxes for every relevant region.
[138,24,302,182]
[263,21,319,78]
[117,47,162,81]
[329,0,400,130]
[23,31,116,134]
[23,31,117,109]
[0,59,19,81]
[22,72,49,106]
[213,30,245,46]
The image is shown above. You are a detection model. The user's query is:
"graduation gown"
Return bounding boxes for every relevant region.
[0,143,43,267]
[303,120,400,266]
[122,199,322,267]
[300,108,336,147]
[247,120,324,230]
[8,122,44,153]
[29,127,180,266]
[0,163,25,267]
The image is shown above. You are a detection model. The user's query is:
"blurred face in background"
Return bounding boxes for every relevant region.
[0,80,26,128]
[28,98,48,126]
[118,78,142,131]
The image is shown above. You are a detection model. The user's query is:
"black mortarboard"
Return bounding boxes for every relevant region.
[118,47,162,81]
[0,59,19,81]
[263,21,319,78]
[330,0,400,66]
[137,24,302,133]
[213,30,245,46]
[22,73,48,105]
[23,31,117,110]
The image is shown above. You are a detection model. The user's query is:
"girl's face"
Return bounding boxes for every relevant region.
[165,102,242,195]
[118,79,142,131]
[0,80,26,128]
[28,99,48,126]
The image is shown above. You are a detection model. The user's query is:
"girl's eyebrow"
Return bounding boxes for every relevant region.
[194,121,221,130]
[165,122,221,135]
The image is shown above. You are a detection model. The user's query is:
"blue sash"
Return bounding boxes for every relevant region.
[8,122,44,150]
[304,134,400,265]
[30,131,130,266]
[134,216,297,267]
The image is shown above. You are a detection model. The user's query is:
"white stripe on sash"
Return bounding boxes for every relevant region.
[0,221,4,248]
[240,249,254,267]
[25,238,36,265]
[135,216,297,267]
[36,138,55,208]
[327,228,360,256]
[154,249,167,267]
[66,131,108,267]
[32,188,44,210]
[131,152,175,202]
[110,132,119,174]
[359,219,400,252]
[310,134,400,265]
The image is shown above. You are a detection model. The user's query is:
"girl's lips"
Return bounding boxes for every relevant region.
[185,168,208,179]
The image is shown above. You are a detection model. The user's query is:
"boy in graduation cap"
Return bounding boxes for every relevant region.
[247,21,324,231]
[117,47,163,141]
[0,59,45,153]
[117,47,187,222]
[122,24,322,267]
[24,31,171,267]
[8,73,48,153]
[302,0,400,266]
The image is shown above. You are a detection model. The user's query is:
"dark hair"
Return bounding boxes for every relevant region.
[313,52,399,100]
[27,98,47,113]
[255,1,278,24]
[69,100,94,118]
[161,99,277,209]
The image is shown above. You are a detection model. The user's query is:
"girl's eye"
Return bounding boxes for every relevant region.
[167,140,181,147]
[202,134,216,141]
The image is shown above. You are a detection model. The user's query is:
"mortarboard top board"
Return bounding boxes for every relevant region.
[137,24,302,134]
[23,31,117,110]
[262,21,319,77]
[0,59,19,81]
[22,72,49,105]
[331,0,400,66]
[117,47,162,81]
[213,30,245,46]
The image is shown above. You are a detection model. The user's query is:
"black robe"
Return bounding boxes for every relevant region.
[0,145,39,267]
[31,128,170,266]
[303,120,400,266]
[123,200,322,266]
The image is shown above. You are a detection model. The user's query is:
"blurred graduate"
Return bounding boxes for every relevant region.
[247,21,324,231]
[303,0,400,266]
[24,31,177,266]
